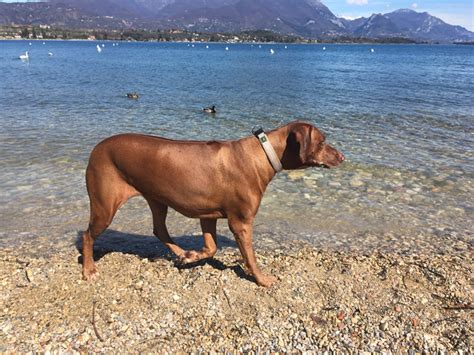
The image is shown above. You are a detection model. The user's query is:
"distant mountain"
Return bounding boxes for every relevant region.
[0,1,137,28]
[352,13,401,38]
[339,17,365,33]
[386,9,473,42]
[155,0,348,37]
[0,1,472,42]
[347,9,473,42]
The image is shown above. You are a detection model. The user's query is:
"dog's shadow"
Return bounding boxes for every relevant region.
[75,230,253,281]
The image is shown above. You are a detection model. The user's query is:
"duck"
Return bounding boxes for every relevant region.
[202,105,216,114]
[19,51,29,61]
[127,92,139,100]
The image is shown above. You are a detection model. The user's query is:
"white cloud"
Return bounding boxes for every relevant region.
[411,3,418,9]
[346,0,369,5]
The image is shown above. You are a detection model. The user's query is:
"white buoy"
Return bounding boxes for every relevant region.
[96,44,102,53]
[19,51,29,61]
[29,42,32,46]
[258,45,262,48]
[371,48,375,53]
[112,43,116,47]
[323,46,326,51]
[270,48,274,54]
[225,46,229,51]
[206,45,209,49]
[191,44,195,48]
[284,45,287,49]
[101,44,105,48]
[42,42,45,45]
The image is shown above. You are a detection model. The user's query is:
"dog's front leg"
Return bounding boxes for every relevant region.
[228,217,277,287]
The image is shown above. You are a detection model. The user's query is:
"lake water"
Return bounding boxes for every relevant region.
[0,40,472,255]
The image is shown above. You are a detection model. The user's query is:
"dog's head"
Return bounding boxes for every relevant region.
[281,121,344,170]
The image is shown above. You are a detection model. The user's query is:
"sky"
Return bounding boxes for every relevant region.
[1,0,473,31]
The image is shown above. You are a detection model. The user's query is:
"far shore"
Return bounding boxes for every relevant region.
[1,26,438,45]
[1,37,462,46]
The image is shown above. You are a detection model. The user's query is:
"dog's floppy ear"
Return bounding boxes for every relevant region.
[286,124,313,167]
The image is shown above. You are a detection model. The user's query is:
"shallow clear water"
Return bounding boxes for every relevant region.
[0,40,473,254]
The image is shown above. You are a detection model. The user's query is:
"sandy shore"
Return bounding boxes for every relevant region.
[0,242,472,352]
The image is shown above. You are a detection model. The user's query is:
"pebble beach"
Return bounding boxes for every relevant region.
[1,239,472,352]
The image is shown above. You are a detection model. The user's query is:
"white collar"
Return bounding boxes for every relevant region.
[253,128,283,173]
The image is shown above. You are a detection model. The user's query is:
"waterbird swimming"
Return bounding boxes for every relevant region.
[127,92,139,100]
[19,51,29,61]
[96,45,102,53]
[270,48,275,54]
[48,52,53,57]
[202,105,216,114]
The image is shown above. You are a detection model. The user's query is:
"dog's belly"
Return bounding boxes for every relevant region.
[169,204,227,219]
[138,182,229,219]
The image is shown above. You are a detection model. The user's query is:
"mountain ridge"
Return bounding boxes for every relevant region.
[0,1,472,42]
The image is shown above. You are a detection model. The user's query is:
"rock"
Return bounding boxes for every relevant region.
[350,179,364,188]
[76,333,90,345]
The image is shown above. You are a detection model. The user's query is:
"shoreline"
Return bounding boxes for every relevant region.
[1,38,447,45]
[1,243,471,352]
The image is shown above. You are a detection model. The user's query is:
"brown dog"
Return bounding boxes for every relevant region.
[82,121,344,287]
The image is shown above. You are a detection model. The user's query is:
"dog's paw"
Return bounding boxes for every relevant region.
[177,250,200,265]
[255,274,277,288]
[82,267,100,281]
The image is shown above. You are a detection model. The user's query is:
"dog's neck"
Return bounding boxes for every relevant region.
[266,125,292,165]
[254,125,293,182]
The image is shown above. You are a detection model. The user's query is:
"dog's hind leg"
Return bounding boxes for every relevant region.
[82,168,138,281]
[148,199,186,258]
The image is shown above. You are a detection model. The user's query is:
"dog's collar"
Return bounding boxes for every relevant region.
[253,128,283,173]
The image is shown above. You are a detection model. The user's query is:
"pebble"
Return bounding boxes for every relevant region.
[349,179,365,188]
